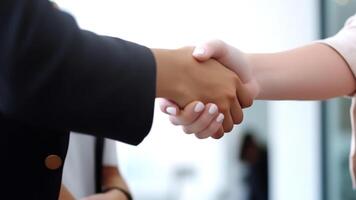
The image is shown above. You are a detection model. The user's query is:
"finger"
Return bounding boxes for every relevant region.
[183,104,219,134]
[230,97,244,124]
[192,40,227,62]
[235,77,254,108]
[193,40,253,83]
[212,126,225,139]
[169,101,205,126]
[158,98,180,116]
[195,113,225,139]
[211,126,225,139]
[222,109,234,133]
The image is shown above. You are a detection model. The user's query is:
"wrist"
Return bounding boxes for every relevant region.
[244,54,261,99]
[151,48,187,101]
[103,186,132,200]
[220,45,260,99]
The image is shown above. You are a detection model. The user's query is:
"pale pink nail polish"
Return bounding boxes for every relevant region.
[208,104,218,114]
[193,48,206,56]
[194,102,205,112]
[166,107,177,115]
[216,113,224,123]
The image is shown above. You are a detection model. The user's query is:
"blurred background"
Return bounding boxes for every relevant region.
[53,0,356,199]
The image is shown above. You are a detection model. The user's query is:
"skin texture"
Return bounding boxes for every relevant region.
[153,47,252,132]
[59,166,130,200]
[162,41,355,135]
[160,40,356,187]
[59,184,75,200]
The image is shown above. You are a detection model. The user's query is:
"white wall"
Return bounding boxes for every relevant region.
[269,102,321,200]
[261,1,321,200]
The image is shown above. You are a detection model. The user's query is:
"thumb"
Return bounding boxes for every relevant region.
[192,40,252,84]
[192,40,227,62]
[158,98,180,116]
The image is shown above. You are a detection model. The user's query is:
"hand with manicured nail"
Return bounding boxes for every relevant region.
[154,47,253,132]
[159,99,225,139]
[192,40,259,97]
[159,40,255,139]
[162,38,356,190]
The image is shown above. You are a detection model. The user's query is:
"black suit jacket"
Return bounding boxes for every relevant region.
[0,0,156,199]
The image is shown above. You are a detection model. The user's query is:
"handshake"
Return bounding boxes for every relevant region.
[153,40,259,139]
[153,38,356,189]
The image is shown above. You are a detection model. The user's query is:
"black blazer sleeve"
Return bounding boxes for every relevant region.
[0,0,156,145]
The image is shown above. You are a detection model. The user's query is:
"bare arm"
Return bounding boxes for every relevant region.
[101,166,130,193]
[59,184,75,200]
[249,43,356,100]
[80,166,130,200]
[159,41,356,139]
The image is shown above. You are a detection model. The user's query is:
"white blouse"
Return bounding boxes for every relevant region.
[321,14,356,164]
[323,14,356,77]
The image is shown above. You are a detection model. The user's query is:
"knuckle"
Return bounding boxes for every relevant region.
[245,96,254,108]
[210,39,223,47]
[235,112,244,124]
[169,117,180,126]
[212,133,223,139]
[195,133,207,139]
[179,117,194,126]
[226,126,233,132]
[183,127,193,134]
[220,105,229,114]
[240,93,253,108]
[205,127,216,137]
[227,92,236,102]
[213,40,227,53]
[224,123,233,132]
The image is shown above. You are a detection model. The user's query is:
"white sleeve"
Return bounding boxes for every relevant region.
[103,138,118,166]
[321,14,356,77]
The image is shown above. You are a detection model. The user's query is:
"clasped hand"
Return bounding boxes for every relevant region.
[156,41,257,139]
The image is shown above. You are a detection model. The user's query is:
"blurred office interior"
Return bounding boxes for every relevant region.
[54,0,356,199]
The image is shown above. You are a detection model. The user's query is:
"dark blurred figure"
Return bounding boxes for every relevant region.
[239,131,268,200]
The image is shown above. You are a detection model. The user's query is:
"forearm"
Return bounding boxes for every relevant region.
[102,166,130,192]
[58,185,75,200]
[248,43,356,100]
[1,0,156,144]
[152,48,183,100]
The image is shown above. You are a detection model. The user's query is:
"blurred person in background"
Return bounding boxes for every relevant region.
[59,133,131,200]
[160,13,356,189]
[239,132,268,200]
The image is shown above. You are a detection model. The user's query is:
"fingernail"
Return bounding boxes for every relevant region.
[194,102,205,112]
[208,104,218,114]
[166,107,177,115]
[193,47,205,56]
[216,113,224,123]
